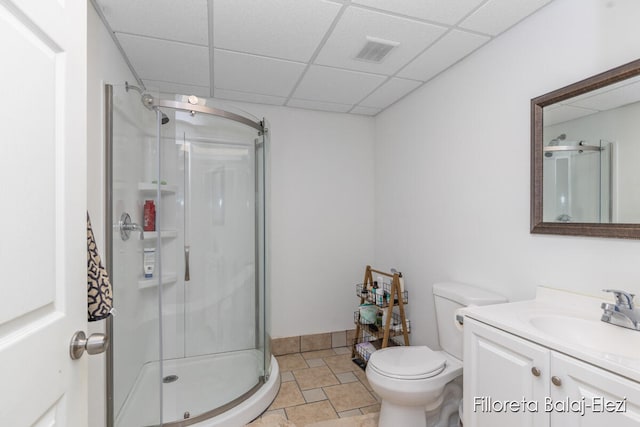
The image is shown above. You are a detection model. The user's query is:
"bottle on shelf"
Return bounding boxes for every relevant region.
[143,200,156,231]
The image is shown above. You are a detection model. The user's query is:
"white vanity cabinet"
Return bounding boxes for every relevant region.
[464,318,640,427]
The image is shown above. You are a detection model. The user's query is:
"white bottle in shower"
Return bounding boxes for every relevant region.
[143,247,156,278]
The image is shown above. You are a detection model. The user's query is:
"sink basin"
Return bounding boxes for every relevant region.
[528,314,640,360]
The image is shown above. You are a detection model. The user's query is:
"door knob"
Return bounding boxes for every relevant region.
[69,330,109,360]
[531,366,541,377]
[551,376,562,386]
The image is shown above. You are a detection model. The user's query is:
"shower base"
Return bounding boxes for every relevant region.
[116,350,279,427]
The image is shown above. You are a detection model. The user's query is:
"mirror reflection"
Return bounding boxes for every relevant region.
[542,74,640,224]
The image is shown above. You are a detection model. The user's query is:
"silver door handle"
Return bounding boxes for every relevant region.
[185,246,190,282]
[69,331,109,360]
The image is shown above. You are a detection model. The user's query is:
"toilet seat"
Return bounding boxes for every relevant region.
[368,346,446,380]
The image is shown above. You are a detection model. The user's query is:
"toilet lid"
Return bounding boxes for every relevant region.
[368,346,446,379]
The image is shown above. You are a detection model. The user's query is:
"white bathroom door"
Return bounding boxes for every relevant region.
[0,0,88,426]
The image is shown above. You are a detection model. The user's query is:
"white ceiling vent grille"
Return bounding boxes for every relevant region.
[354,37,399,63]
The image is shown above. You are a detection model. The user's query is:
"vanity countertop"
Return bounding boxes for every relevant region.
[462,286,640,383]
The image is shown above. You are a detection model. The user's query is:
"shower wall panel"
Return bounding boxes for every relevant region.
[111,87,162,417]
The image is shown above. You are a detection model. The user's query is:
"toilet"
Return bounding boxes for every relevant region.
[366,282,506,427]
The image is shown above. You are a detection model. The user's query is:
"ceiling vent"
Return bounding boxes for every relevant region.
[354,37,399,63]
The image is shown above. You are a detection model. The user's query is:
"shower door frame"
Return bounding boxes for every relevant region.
[105,85,268,427]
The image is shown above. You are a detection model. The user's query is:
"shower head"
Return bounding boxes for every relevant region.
[545,133,567,158]
[161,112,169,125]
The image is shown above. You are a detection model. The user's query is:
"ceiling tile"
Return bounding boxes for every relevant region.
[287,99,353,113]
[543,104,598,126]
[292,65,387,104]
[143,79,210,98]
[459,0,553,36]
[314,6,447,75]
[214,49,307,97]
[96,0,208,45]
[351,105,382,116]
[215,89,287,106]
[568,80,640,111]
[213,0,342,62]
[117,34,210,86]
[397,29,489,81]
[351,0,485,25]
[360,78,422,108]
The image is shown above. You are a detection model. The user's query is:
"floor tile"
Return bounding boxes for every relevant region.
[259,345,380,426]
[337,409,362,418]
[269,381,305,410]
[285,400,338,425]
[307,413,379,426]
[360,403,381,414]
[302,387,327,403]
[281,371,295,382]
[324,353,358,374]
[306,358,327,368]
[351,369,373,392]
[302,349,337,359]
[323,382,377,412]
[293,365,340,390]
[246,412,295,426]
[336,371,358,384]
[260,408,286,419]
[276,353,309,371]
[333,346,351,355]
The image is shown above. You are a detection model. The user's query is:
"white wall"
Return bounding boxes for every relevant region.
[234,103,376,338]
[374,0,640,350]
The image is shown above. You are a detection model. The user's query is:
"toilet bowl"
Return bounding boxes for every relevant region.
[367,347,462,427]
[365,282,506,427]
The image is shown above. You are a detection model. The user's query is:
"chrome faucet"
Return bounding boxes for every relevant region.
[601,289,640,331]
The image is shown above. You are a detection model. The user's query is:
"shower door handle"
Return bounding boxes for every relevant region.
[69,330,109,360]
[184,246,190,281]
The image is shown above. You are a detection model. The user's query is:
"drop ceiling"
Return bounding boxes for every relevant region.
[93,0,554,116]
[544,75,640,126]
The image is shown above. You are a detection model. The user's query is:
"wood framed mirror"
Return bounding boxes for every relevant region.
[531,58,640,239]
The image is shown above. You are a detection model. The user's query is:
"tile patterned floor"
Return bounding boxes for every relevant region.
[253,347,380,426]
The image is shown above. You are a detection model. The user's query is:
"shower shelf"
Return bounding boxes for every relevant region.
[142,229,178,240]
[137,182,177,195]
[138,272,177,289]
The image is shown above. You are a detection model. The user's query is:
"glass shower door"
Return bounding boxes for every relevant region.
[185,140,256,358]
[159,108,268,424]
[111,83,163,427]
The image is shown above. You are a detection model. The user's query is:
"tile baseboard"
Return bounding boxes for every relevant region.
[272,329,356,356]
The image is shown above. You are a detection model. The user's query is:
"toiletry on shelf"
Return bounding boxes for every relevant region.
[143,200,156,231]
[359,304,377,324]
[355,341,377,361]
[398,272,405,293]
[143,247,156,278]
[376,287,384,306]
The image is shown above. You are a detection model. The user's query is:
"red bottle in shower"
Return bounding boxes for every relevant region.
[143,200,156,231]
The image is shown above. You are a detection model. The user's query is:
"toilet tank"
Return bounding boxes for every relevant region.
[433,282,506,360]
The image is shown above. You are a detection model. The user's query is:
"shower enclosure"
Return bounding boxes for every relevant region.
[105,84,278,426]
[542,137,613,223]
